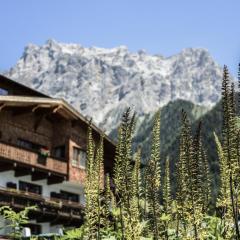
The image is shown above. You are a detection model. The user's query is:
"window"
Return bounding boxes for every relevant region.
[6,182,17,189]
[19,181,42,195]
[24,224,41,235]
[72,147,86,168]
[50,192,61,199]
[53,145,65,159]
[60,190,79,203]
[0,88,8,96]
[17,139,34,149]
[17,139,44,151]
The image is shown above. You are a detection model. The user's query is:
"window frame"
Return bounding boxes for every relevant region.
[53,145,66,159]
[17,138,46,152]
[0,87,8,96]
[60,190,80,203]
[72,146,87,169]
[19,181,42,195]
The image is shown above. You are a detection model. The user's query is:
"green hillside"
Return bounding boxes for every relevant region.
[110,99,223,197]
[133,99,209,161]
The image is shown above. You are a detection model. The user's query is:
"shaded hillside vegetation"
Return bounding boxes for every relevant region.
[140,100,222,194]
[110,99,223,198]
[133,99,209,160]
[110,98,222,167]
[110,99,208,159]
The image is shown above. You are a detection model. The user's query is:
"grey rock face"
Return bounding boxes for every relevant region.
[6,39,224,133]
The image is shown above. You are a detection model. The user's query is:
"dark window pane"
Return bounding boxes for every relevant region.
[79,150,86,168]
[19,181,42,195]
[17,138,45,152]
[0,88,8,96]
[60,190,79,203]
[53,145,65,158]
[24,223,41,235]
[72,147,86,168]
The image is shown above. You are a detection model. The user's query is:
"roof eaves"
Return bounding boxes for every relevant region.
[0,95,117,147]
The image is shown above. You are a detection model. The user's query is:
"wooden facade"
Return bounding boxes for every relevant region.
[0,75,116,233]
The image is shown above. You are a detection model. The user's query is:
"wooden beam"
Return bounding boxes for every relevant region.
[53,105,62,113]
[47,175,64,185]
[14,167,30,177]
[32,171,48,181]
[32,104,51,112]
[0,103,6,111]
[0,163,14,172]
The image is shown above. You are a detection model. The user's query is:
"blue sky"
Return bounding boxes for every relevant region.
[1,0,240,75]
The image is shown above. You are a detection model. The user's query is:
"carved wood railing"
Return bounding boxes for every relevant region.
[0,142,67,175]
[0,187,84,219]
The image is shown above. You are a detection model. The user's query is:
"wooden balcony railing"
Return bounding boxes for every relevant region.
[0,142,67,175]
[0,187,84,221]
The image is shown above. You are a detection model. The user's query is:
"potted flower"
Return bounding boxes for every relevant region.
[38,147,50,165]
[39,147,50,157]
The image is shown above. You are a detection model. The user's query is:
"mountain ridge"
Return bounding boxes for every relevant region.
[6,39,225,132]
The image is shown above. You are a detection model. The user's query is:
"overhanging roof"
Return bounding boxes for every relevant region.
[0,75,50,98]
[0,95,116,147]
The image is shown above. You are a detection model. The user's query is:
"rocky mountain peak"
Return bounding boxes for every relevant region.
[6,40,225,132]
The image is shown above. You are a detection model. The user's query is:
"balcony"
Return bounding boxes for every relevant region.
[0,142,68,175]
[0,186,84,224]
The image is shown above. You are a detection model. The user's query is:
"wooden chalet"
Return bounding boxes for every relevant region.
[0,75,116,235]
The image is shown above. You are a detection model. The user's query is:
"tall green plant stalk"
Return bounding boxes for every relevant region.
[162,156,172,240]
[85,124,97,239]
[176,111,205,239]
[96,135,104,239]
[193,122,211,212]
[85,124,107,239]
[102,174,112,230]
[145,111,161,240]
[113,108,142,240]
[220,66,240,238]
[132,148,141,215]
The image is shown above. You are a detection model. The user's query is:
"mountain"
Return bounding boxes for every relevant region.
[6,39,224,133]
